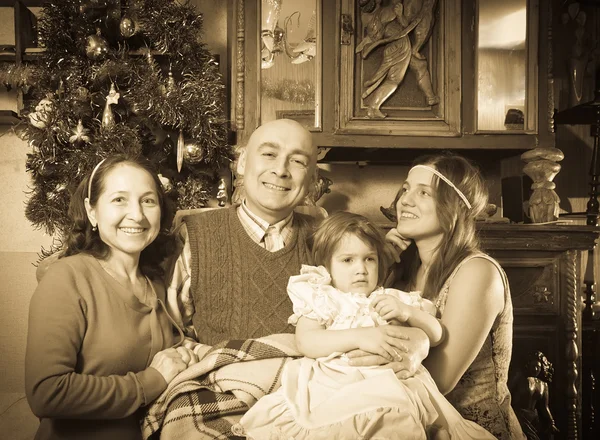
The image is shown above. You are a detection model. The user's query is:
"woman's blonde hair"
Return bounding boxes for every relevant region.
[311,211,390,286]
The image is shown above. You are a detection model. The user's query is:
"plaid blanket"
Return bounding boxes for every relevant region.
[141,333,301,440]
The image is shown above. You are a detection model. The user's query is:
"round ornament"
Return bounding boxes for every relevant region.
[86,33,109,60]
[120,16,136,38]
[183,142,205,164]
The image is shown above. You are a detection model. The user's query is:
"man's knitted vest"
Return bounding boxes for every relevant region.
[184,207,315,345]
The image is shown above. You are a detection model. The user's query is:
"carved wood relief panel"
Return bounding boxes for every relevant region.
[501,256,560,314]
[337,0,461,136]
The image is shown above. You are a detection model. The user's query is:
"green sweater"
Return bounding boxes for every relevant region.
[25,253,182,440]
[184,207,315,345]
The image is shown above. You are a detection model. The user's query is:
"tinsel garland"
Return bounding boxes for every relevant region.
[19,0,231,239]
[175,175,212,210]
[0,62,38,90]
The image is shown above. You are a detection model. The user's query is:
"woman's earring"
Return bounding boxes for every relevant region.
[92,225,97,232]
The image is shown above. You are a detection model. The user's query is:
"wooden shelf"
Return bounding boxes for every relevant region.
[0,109,20,124]
[23,47,44,61]
[0,53,16,62]
[0,1,44,6]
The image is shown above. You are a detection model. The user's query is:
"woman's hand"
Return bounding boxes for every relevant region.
[384,228,412,263]
[149,347,188,384]
[358,326,409,362]
[347,326,430,379]
[176,346,199,367]
[371,294,412,322]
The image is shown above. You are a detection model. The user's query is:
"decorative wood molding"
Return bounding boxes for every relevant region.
[498,256,559,314]
[235,0,245,131]
[564,249,579,439]
[547,0,555,133]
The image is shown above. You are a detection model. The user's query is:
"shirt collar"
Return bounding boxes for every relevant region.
[238,200,294,244]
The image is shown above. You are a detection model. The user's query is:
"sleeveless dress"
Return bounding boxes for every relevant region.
[435,253,526,440]
[237,265,495,440]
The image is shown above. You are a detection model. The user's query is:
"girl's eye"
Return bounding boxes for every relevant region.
[367,257,377,262]
[112,197,125,203]
[142,198,157,205]
[343,258,352,263]
[420,190,431,197]
[262,152,275,158]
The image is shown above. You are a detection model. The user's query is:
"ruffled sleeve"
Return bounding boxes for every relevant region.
[287,265,348,327]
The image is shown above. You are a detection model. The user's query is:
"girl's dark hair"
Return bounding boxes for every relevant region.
[311,211,390,286]
[63,154,175,279]
[394,152,489,300]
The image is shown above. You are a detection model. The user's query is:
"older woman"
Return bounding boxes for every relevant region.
[25,155,195,440]
[383,153,526,439]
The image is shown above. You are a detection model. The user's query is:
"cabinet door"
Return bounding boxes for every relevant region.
[337,0,461,136]
[231,0,322,146]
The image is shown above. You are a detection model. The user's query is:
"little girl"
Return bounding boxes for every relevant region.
[238,211,495,439]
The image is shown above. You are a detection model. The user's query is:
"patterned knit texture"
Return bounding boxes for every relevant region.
[184,207,315,345]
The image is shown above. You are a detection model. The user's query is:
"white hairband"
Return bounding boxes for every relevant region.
[87,158,107,200]
[410,164,472,209]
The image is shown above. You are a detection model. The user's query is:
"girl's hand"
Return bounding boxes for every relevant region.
[358,326,409,361]
[149,347,188,384]
[371,294,412,323]
[384,228,412,263]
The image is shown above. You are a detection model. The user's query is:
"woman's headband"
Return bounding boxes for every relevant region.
[409,164,472,209]
[87,158,107,200]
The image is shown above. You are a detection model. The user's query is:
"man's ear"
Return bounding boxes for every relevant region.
[236,147,247,176]
[84,197,97,229]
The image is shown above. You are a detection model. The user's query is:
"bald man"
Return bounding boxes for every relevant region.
[166,119,428,378]
[166,119,318,345]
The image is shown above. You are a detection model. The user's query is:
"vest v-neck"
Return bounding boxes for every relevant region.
[86,255,157,312]
[230,208,299,257]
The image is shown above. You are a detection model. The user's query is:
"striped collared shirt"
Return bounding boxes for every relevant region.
[238,201,294,250]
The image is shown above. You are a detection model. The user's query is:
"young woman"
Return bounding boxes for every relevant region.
[25,155,196,440]
[238,211,494,439]
[384,153,526,439]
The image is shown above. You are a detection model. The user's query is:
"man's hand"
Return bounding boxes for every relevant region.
[384,228,412,264]
[346,326,430,379]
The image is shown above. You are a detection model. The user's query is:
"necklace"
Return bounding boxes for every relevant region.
[98,259,149,303]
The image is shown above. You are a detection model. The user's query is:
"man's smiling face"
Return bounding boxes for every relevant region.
[237,119,316,224]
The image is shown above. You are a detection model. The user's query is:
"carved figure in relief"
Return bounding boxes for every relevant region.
[357,0,439,119]
[510,351,559,440]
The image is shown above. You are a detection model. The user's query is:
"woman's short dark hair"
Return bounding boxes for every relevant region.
[311,211,390,286]
[63,154,175,279]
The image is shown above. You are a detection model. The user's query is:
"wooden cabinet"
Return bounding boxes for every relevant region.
[0,0,41,123]
[230,0,554,151]
[479,224,600,440]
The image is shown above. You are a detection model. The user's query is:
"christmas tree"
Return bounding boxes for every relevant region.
[15,0,231,243]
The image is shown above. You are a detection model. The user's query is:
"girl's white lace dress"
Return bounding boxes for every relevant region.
[238,265,496,440]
